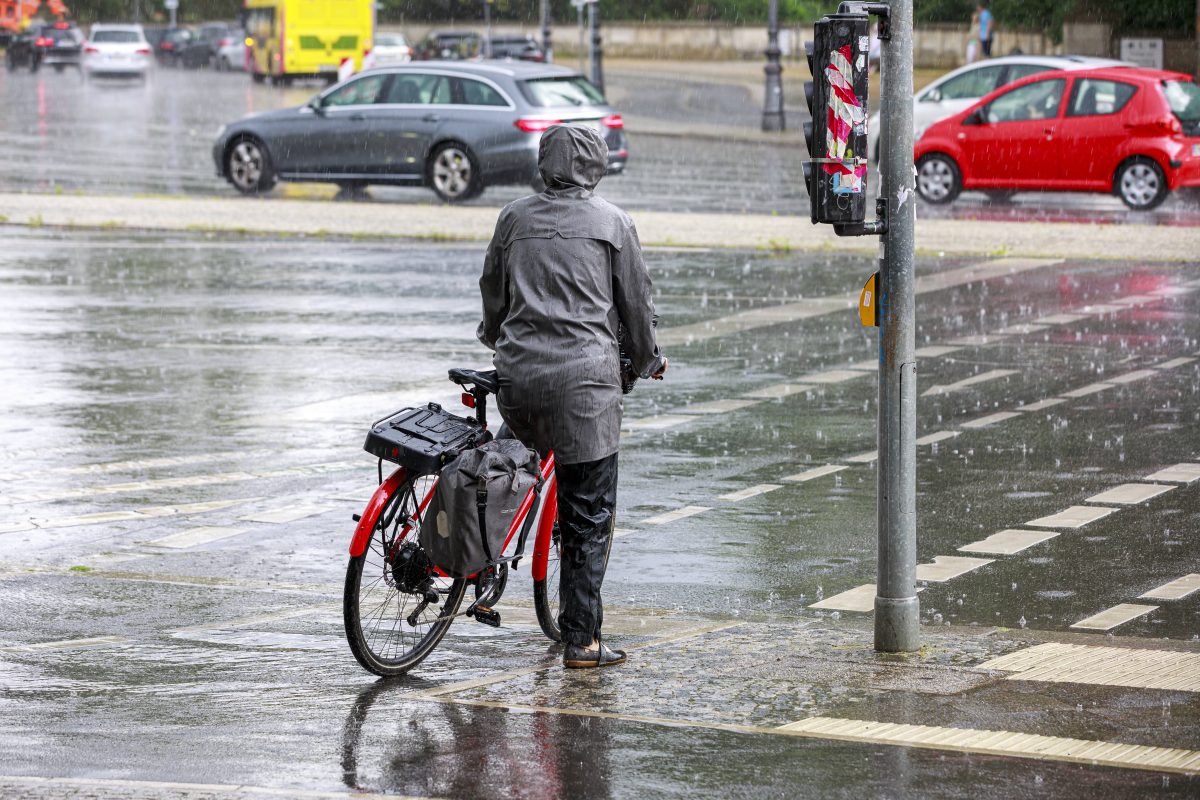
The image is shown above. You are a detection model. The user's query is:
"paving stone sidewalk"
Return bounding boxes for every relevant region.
[2,192,1197,261]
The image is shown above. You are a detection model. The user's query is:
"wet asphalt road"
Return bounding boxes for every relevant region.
[1,227,1198,796]
[3,66,1200,223]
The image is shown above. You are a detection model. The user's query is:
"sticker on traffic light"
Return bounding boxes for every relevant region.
[805,12,870,226]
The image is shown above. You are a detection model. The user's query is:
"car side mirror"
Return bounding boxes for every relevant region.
[963,107,986,126]
[923,87,942,103]
[309,98,327,116]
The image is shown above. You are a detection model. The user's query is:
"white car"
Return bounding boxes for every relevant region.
[84,24,153,79]
[215,28,246,71]
[371,33,412,66]
[867,55,1129,162]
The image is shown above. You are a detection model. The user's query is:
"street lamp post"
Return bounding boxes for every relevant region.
[762,0,785,131]
[541,0,553,63]
[483,0,493,58]
[589,1,604,93]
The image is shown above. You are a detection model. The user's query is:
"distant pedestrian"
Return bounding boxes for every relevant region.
[976,2,995,58]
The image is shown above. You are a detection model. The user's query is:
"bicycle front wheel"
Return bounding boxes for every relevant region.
[343,476,467,677]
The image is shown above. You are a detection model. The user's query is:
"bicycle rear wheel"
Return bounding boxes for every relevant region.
[344,476,467,677]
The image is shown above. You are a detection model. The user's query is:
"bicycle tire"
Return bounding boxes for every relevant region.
[532,520,613,643]
[343,477,467,677]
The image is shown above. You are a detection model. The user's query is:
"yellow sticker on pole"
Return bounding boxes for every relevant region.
[859,271,879,327]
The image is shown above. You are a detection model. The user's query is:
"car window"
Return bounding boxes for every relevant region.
[1004,64,1056,83]
[1067,78,1137,117]
[1162,80,1200,121]
[520,76,606,107]
[380,73,451,104]
[935,65,1006,101]
[324,74,389,107]
[985,78,1065,123]
[92,31,141,44]
[456,78,507,107]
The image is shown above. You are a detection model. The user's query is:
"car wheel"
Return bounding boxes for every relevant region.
[915,154,962,205]
[226,137,276,195]
[1115,158,1168,211]
[427,142,482,203]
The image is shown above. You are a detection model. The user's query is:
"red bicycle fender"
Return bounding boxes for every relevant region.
[531,470,558,582]
[348,466,407,557]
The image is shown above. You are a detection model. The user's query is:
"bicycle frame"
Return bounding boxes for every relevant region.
[348,452,558,583]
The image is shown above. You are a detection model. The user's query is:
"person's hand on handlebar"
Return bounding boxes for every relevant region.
[651,356,669,380]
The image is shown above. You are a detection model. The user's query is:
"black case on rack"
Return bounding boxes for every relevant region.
[363,403,483,474]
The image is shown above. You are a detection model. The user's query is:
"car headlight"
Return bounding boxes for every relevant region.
[215,124,227,140]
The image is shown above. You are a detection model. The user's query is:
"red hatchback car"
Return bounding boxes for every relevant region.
[914,67,1200,210]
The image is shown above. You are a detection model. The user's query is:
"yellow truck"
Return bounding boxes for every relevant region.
[244,0,372,83]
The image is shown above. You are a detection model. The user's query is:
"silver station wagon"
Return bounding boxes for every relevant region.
[213,61,629,202]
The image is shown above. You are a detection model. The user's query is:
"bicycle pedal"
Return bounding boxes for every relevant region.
[471,606,501,627]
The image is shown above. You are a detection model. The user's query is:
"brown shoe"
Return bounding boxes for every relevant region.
[563,642,627,669]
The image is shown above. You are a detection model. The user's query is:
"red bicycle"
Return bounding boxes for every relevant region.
[343,368,592,677]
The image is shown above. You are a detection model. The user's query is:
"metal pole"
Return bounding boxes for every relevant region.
[589,1,603,92]
[874,0,919,653]
[578,3,585,74]
[133,0,141,24]
[541,0,552,62]
[483,0,492,58]
[761,0,785,131]
[169,5,177,29]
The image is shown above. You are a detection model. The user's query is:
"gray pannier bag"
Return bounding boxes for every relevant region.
[421,438,542,578]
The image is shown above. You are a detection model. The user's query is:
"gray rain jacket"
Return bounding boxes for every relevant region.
[477,125,662,465]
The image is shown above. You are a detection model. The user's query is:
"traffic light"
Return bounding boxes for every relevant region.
[804,12,870,226]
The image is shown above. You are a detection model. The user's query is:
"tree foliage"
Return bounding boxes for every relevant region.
[58,0,1195,33]
[914,0,1194,42]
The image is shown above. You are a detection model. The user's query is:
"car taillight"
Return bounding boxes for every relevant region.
[84,45,99,53]
[35,37,52,47]
[161,42,174,50]
[136,47,151,55]
[515,117,560,133]
[601,114,624,129]
[53,21,70,29]
[1164,116,1183,135]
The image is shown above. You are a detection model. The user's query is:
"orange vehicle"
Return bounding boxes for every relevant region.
[1,0,70,34]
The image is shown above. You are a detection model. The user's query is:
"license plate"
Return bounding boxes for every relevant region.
[319,64,336,72]
[1194,143,1200,157]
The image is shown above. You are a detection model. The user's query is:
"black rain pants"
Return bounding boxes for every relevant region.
[555,453,618,648]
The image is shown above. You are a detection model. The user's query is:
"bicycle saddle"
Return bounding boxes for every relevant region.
[448,368,499,395]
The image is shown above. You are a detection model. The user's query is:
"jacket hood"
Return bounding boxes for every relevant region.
[538,124,609,191]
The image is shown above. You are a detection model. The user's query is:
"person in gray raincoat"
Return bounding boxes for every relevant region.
[478,124,666,668]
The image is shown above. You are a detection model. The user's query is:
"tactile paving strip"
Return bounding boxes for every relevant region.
[776,717,1200,775]
[979,642,1200,692]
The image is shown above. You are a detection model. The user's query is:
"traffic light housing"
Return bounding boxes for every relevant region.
[804,12,870,226]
